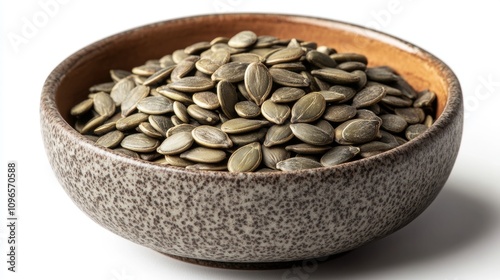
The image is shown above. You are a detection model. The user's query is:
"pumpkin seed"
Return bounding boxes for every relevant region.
[234,101,261,118]
[290,92,326,123]
[261,100,290,124]
[405,124,427,140]
[116,112,149,131]
[221,118,269,134]
[217,80,239,119]
[136,95,173,115]
[270,87,305,103]
[186,104,220,125]
[228,30,257,49]
[244,62,273,105]
[228,142,262,172]
[71,98,94,116]
[352,85,386,108]
[320,146,360,166]
[157,131,194,155]
[120,133,160,153]
[269,68,310,87]
[180,147,226,163]
[168,76,215,93]
[323,105,357,123]
[262,146,290,169]
[335,119,381,145]
[264,123,294,147]
[192,125,233,149]
[96,130,124,148]
[276,157,323,171]
[290,123,333,146]
[121,85,150,116]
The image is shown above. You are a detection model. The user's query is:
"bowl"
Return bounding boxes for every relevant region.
[40,13,463,268]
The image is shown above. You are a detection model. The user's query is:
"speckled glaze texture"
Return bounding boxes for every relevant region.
[40,14,463,265]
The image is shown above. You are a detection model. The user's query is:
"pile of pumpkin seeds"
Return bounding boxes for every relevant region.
[71,30,436,172]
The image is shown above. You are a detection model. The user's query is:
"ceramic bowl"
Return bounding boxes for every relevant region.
[40,13,463,268]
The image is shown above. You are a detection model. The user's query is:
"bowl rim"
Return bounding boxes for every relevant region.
[41,12,463,178]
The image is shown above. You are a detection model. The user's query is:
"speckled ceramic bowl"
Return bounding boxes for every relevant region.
[40,14,463,269]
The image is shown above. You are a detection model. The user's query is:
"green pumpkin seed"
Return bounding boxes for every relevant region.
[380,114,408,133]
[185,162,228,171]
[120,133,160,153]
[96,130,124,148]
[352,85,386,108]
[121,85,150,116]
[186,104,220,125]
[229,128,267,146]
[261,100,290,124]
[163,155,194,167]
[290,92,326,123]
[228,30,257,49]
[166,123,196,137]
[172,101,190,123]
[394,107,426,124]
[234,101,261,118]
[269,68,310,87]
[244,62,273,106]
[285,143,332,154]
[335,119,381,145]
[142,65,175,86]
[149,115,174,136]
[228,142,262,172]
[168,76,215,93]
[311,68,360,84]
[217,80,239,119]
[136,95,173,115]
[138,122,163,138]
[265,47,304,65]
[116,112,149,131]
[184,41,211,55]
[155,86,193,104]
[330,53,368,64]
[270,87,305,103]
[323,105,357,123]
[413,90,436,108]
[306,50,337,68]
[262,146,290,169]
[336,61,366,72]
[71,98,94,116]
[405,124,427,140]
[192,125,233,149]
[192,91,219,110]
[221,118,269,134]
[276,157,323,171]
[290,123,333,145]
[365,67,398,83]
[180,147,226,163]
[157,131,194,155]
[110,69,132,82]
[211,62,249,82]
[320,146,360,166]
[90,81,115,93]
[114,147,140,159]
[231,53,263,63]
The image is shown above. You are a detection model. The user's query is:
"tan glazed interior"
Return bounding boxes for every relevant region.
[53,14,450,126]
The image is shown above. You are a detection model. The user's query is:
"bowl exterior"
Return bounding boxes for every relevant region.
[40,14,463,263]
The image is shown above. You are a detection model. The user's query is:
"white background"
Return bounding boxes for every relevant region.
[1,1,500,279]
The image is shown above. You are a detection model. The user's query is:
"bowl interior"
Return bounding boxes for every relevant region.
[54,14,450,127]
